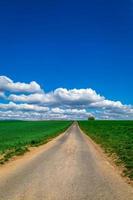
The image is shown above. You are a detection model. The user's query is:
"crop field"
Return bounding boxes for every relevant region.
[0,120,72,164]
[78,120,133,180]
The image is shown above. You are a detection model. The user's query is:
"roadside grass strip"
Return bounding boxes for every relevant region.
[0,120,72,164]
[78,120,133,180]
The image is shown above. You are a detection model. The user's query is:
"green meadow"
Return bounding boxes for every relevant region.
[78,120,133,180]
[0,120,72,164]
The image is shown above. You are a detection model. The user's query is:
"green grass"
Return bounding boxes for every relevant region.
[0,120,72,164]
[78,120,133,180]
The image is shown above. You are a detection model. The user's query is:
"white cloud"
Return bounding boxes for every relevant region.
[51,107,89,116]
[9,93,54,104]
[8,88,133,119]
[0,102,49,112]
[0,76,133,120]
[53,88,104,104]
[0,76,42,93]
[0,91,6,99]
[9,88,104,107]
[89,99,123,109]
[0,106,91,120]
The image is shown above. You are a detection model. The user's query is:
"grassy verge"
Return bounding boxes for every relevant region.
[0,120,72,164]
[78,120,133,180]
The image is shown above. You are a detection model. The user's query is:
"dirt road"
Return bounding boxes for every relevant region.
[0,123,133,200]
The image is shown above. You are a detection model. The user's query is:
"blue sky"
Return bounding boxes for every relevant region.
[0,0,133,120]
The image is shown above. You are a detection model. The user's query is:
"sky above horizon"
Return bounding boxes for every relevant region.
[0,0,133,120]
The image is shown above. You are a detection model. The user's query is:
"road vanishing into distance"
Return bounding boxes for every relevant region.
[0,123,133,200]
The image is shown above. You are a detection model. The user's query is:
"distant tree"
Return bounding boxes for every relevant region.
[88,116,95,121]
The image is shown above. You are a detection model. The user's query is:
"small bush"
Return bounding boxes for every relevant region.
[88,116,95,121]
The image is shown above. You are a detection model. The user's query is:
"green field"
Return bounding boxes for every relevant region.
[0,120,72,164]
[78,120,133,180]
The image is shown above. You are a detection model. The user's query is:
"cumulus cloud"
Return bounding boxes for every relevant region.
[0,75,133,120]
[0,102,49,112]
[51,107,89,116]
[9,88,104,107]
[0,91,6,99]
[9,93,54,104]
[0,105,91,120]
[0,76,42,93]
[8,88,133,116]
